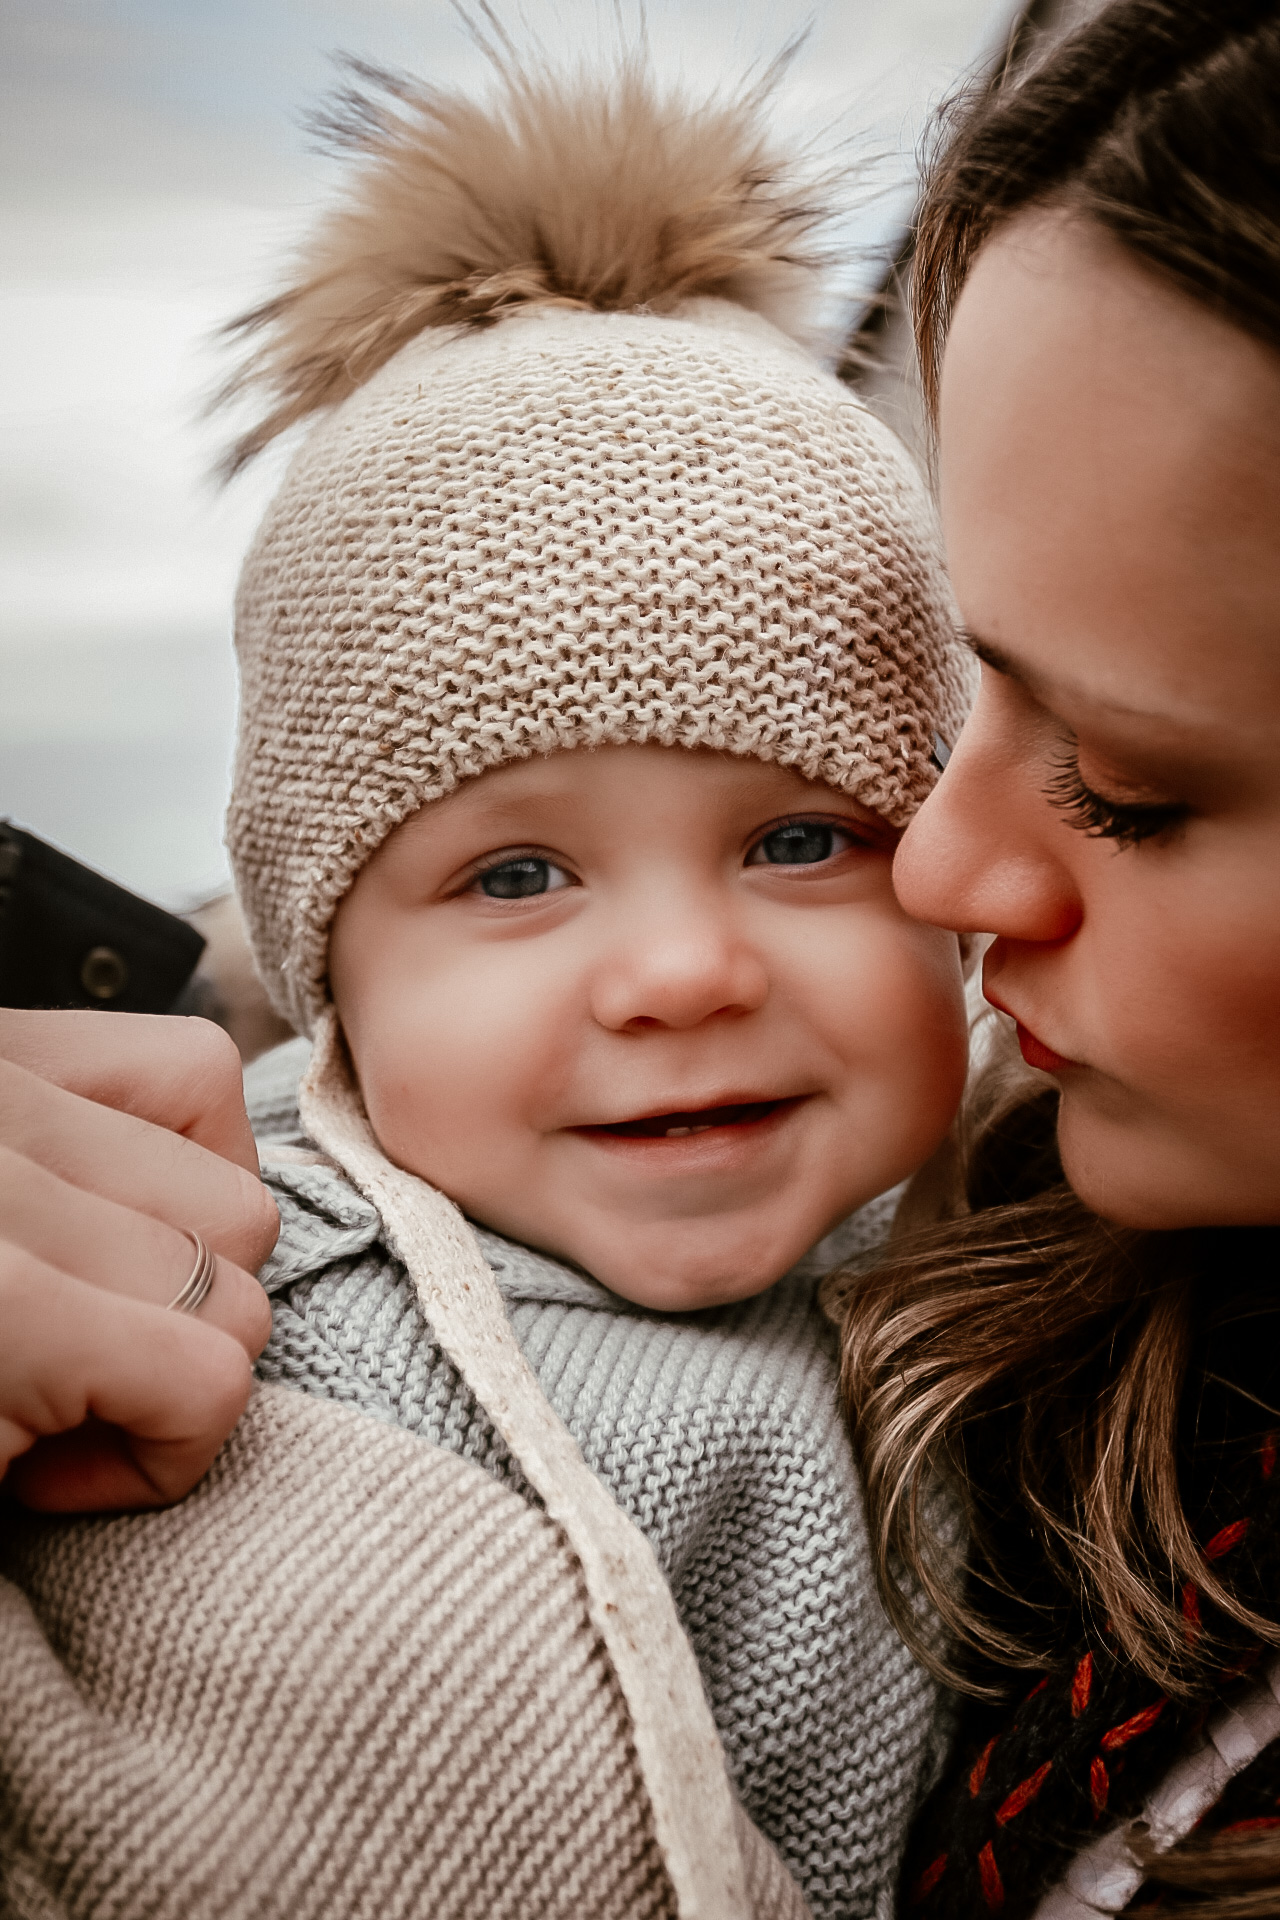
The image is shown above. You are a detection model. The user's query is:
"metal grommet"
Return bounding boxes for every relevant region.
[81,945,129,1001]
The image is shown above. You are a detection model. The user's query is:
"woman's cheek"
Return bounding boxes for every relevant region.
[1087,864,1280,1094]
[1051,865,1280,1226]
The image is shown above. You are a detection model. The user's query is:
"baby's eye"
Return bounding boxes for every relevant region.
[747,821,854,866]
[474,856,573,899]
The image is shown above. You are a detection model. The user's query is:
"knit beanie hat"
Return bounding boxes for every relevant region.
[225,56,973,1035]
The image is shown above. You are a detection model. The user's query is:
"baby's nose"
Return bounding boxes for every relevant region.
[590,922,769,1033]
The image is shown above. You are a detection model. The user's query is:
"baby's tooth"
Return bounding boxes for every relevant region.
[690,1123,711,1133]
[666,1125,691,1138]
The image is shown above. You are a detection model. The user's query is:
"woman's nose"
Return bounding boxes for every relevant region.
[894,702,1083,947]
[590,904,770,1033]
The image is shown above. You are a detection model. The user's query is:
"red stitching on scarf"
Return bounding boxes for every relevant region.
[1090,1755,1109,1819]
[978,1843,1004,1909]
[911,1855,948,1901]
[969,1738,997,1797]
[996,1761,1053,1824]
[1071,1652,1092,1716]
[1101,1699,1167,1750]
[1205,1519,1249,1561]
[1261,1433,1276,1481]
[1182,1582,1202,1646]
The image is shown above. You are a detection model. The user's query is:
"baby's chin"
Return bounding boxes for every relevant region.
[596,1264,784,1313]
[543,1215,828,1312]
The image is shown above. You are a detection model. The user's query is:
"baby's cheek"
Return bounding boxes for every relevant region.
[344,1003,484,1183]
[838,927,968,1145]
[365,1012,566,1228]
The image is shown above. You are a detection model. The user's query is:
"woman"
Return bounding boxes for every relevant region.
[0,1009,275,1509]
[840,0,1280,1911]
[3,0,1277,1909]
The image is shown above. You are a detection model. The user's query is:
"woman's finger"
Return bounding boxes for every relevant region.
[0,1007,263,1171]
[0,1145,272,1357]
[0,1241,253,1511]
[0,1054,279,1275]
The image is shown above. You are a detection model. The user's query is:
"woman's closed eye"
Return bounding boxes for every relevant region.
[470,853,577,899]
[1044,745,1190,849]
[745,819,864,867]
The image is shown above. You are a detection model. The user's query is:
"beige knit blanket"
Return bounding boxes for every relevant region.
[0,1018,812,1920]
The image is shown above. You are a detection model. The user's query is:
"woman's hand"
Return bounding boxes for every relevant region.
[0,1010,278,1512]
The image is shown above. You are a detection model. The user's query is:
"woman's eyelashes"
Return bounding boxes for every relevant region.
[745,819,864,867]
[1044,746,1190,849]
[469,852,577,899]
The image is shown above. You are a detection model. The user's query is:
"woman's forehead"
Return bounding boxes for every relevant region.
[938,211,1280,738]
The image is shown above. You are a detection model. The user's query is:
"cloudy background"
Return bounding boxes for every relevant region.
[1,0,1012,906]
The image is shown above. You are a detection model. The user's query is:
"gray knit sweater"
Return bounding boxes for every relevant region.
[247,1040,939,1920]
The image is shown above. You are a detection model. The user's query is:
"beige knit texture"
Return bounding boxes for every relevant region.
[295,1007,759,1920]
[229,297,971,1032]
[0,1384,808,1920]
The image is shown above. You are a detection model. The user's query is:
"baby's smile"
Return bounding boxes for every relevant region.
[329,743,969,1312]
[580,1095,805,1142]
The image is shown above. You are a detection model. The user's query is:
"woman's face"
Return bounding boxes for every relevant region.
[895,212,1280,1229]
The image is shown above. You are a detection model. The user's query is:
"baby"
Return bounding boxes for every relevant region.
[227,59,973,1920]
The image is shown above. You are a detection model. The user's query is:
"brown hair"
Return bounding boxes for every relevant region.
[839,1030,1280,1900]
[837,1016,1280,1698]
[915,0,1280,419]
[841,0,1280,1900]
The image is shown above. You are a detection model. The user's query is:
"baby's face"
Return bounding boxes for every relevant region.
[330,745,968,1310]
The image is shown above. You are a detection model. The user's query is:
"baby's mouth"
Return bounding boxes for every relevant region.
[584,1098,799,1140]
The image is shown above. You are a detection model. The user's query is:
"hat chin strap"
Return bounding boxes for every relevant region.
[298,1006,753,1920]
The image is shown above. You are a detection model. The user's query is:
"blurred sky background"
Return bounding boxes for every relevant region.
[1,0,1014,906]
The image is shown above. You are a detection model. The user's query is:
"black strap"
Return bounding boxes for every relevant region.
[0,822,205,1015]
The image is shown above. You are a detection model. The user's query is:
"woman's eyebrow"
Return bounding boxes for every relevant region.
[957,626,1023,680]
[960,622,1147,719]
[959,623,1230,736]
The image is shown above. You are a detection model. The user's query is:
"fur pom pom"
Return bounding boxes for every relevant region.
[220,44,833,473]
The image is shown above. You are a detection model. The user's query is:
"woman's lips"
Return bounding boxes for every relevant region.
[1014,1023,1077,1074]
[983,988,1079,1073]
